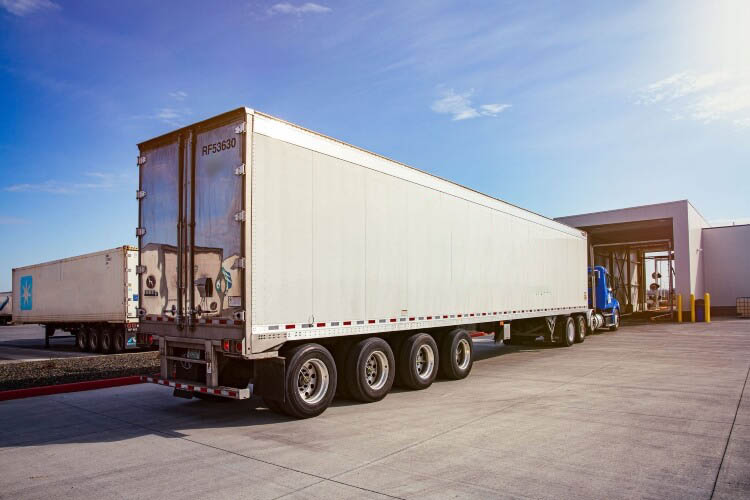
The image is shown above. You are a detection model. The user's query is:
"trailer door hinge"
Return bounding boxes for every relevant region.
[234,210,246,222]
[136,190,146,200]
[234,164,245,176]
[136,265,147,274]
[235,257,246,269]
[234,123,246,134]
[137,155,147,166]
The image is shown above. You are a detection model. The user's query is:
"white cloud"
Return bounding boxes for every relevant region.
[431,89,511,121]
[638,71,750,126]
[479,103,512,116]
[154,107,192,126]
[131,107,192,126]
[168,90,188,101]
[4,172,129,195]
[0,0,59,16]
[269,2,331,15]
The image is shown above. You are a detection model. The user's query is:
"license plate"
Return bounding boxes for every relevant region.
[186,350,201,360]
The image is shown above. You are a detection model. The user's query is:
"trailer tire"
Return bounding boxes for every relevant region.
[101,330,113,353]
[556,316,575,347]
[439,329,473,380]
[281,343,337,419]
[609,308,620,331]
[574,315,586,343]
[88,327,101,353]
[77,329,89,351]
[398,333,439,390]
[113,330,125,353]
[346,337,395,403]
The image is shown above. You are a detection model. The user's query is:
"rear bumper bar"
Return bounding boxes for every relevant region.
[140,376,251,399]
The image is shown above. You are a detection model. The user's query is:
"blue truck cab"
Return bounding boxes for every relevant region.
[588,265,621,331]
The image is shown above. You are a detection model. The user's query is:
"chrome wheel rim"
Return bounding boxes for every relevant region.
[415,344,435,380]
[297,358,329,405]
[578,318,586,339]
[567,321,575,343]
[364,351,389,390]
[455,338,471,370]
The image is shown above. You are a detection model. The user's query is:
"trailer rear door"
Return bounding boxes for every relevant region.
[138,112,246,334]
[191,120,245,323]
[139,140,182,321]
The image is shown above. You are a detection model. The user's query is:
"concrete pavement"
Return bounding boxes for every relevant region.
[1,319,748,499]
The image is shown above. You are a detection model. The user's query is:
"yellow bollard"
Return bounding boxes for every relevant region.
[690,294,695,323]
[677,295,682,322]
[705,292,711,323]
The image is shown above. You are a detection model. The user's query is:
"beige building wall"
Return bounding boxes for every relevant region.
[703,225,750,307]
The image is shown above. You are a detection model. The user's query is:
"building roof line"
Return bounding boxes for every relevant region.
[555,199,688,220]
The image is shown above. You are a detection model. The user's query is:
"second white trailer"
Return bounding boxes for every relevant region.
[12,246,143,351]
[137,108,591,417]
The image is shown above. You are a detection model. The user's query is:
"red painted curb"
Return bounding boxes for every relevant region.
[0,376,144,402]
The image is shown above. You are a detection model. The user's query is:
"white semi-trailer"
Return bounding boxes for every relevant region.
[0,291,12,325]
[137,108,596,418]
[12,246,145,352]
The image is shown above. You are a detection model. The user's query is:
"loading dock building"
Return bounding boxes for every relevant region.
[556,200,749,316]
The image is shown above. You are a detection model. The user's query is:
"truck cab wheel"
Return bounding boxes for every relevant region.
[556,316,575,347]
[346,337,395,403]
[440,329,473,380]
[574,315,586,343]
[609,309,620,331]
[281,343,337,419]
[77,329,89,351]
[398,333,439,390]
[88,327,101,353]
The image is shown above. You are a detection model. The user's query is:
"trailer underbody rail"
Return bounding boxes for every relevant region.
[140,376,251,399]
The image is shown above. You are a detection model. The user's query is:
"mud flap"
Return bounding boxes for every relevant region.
[253,357,286,402]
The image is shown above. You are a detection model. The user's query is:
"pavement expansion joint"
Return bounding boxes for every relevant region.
[709,361,750,499]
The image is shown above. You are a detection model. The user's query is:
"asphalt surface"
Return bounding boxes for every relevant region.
[1,319,749,499]
[0,324,96,363]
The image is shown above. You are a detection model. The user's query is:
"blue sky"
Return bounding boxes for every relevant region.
[1,0,749,290]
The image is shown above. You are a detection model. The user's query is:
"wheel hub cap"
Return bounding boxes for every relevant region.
[364,351,389,390]
[297,358,329,405]
[415,344,435,380]
[455,338,471,370]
